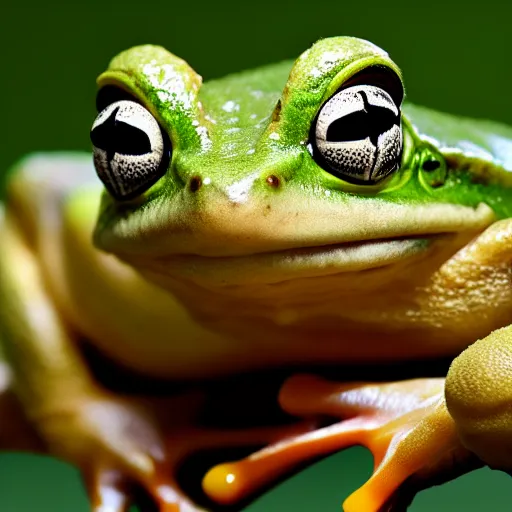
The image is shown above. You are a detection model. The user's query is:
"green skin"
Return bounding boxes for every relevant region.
[3,35,512,512]
[93,36,512,256]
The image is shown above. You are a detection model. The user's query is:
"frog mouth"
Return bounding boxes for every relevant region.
[100,191,496,265]
[142,232,462,287]
[109,199,495,288]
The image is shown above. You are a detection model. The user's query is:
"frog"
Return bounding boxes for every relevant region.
[1,34,512,512]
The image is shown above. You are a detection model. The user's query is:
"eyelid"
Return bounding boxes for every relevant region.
[319,60,404,112]
[96,85,142,112]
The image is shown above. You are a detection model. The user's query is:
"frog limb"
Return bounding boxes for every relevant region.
[0,210,173,509]
[203,375,483,512]
[0,159,202,511]
[81,390,318,512]
[0,156,207,511]
[440,218,512,470]
[446,324,512,472]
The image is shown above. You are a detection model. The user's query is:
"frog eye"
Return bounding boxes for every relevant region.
[90,100,170,200]
[312,85,402,184]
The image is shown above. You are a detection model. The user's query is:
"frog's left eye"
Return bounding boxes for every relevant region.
[312,85,402,184]
[90,99,170,201]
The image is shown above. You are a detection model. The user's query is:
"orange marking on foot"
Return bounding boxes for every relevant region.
[202,463,248,505]
[204,374,480,511]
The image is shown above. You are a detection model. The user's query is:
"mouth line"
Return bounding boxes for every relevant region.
[232,233,450,259]
[144,232,456,287]
[159,231,451,262]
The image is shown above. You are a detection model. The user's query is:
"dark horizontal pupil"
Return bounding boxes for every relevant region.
[422,159,441,171]
[326,90,399,146]
[91,106,152,157]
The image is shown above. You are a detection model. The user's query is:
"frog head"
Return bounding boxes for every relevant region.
[90,36,503,293]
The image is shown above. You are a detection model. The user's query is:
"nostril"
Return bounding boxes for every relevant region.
[266,175,280,188]
[189,176,202,193]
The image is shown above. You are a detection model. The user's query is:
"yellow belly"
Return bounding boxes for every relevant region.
[39,191,512,379]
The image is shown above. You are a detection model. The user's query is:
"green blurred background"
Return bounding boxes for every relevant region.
[1,1,512,510]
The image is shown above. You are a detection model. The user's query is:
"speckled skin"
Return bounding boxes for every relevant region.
[1,36,512,511]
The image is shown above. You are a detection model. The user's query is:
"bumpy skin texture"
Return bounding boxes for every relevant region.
[1,36,512,511]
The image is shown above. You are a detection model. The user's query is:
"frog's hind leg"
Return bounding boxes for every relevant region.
[202,375,483,512]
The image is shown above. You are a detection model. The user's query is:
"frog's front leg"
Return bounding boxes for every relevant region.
[203,375,482,511]
[446,325,512,473]
[443,221,512,473]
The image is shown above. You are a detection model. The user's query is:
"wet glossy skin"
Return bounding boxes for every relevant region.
[1,36,512,512]
[85,38,512,376]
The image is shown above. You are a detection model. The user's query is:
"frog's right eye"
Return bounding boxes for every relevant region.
[312,84,402,185]
[91,99,171,201]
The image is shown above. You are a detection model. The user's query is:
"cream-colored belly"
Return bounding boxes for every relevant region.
[44,214,512,380]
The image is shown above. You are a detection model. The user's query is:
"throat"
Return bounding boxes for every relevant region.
[137,249,438,339]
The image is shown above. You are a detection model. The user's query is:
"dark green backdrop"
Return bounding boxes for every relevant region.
[2,1,512,510]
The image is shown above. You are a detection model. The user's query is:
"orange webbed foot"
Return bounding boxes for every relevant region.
[203,374,483,511]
